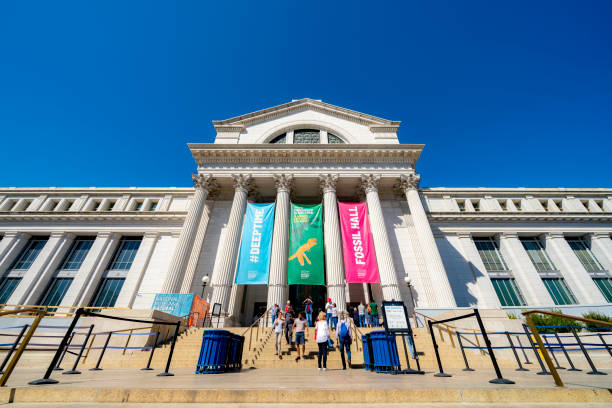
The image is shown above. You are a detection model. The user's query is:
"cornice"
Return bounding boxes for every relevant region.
[427,212,612,223]
[422,188,612,196]
[0,211,188,223]
[189,144,423,166]
[0,187,195,195]
[212,99,400,130]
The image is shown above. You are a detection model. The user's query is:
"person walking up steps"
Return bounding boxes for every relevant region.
[369,300,379,327]
[273,311,284,359]
[331,303,338,330]
[303,297,313,327]
[336,315,353,370]
[325,298,333,328]
[293,312,308,362]
[357,301,366,328]
[315,311,329,371]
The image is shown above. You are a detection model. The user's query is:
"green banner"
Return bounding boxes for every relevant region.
[288,203,325,285]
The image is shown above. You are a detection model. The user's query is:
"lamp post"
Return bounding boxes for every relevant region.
[201,275,209,298]
[404,276,416,309]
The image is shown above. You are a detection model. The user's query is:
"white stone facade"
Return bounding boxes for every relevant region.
[0,99,611,324]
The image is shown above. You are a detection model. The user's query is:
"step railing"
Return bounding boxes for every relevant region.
[241,310,271,365]
[522,309,612,387]
[0,304,130,318]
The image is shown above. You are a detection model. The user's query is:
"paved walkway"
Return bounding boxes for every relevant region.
[6,367,612,389]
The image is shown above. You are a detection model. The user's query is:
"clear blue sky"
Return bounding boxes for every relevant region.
[1,1,610,188]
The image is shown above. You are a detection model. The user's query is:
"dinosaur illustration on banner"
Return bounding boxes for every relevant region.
[288,238,318,265]
[287,203,324,285]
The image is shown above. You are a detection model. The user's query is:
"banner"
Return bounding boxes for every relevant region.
[235,202,275,284]
[288,203,325,285]
[338,202,380,283]
[152,293,196,317]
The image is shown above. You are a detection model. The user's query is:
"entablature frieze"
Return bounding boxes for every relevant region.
[427,212,612,223]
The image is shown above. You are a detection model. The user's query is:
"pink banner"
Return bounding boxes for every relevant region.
[338,202,380,283]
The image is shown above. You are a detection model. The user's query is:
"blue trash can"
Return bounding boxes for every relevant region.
[362,334,373,371]
[196,330,232,373]
[370,330,401,373]
[227,333,245,371]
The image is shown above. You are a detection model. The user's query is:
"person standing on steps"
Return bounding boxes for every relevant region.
[284,306,295,346]
[315,311,330,371]
[357,301,366,328]
[292,312,308,362]
[303,297,313,327]
[270,304,279,326]
[331,303,338,331]
[369,300,379,327]
[325,298,333,328]
[352,306,359,327]
[285,300,292,313]
[273,311,284,359]
[336,315,353,370]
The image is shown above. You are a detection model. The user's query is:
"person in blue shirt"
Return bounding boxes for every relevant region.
[303,297,314,327]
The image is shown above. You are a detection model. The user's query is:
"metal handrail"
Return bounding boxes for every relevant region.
[0,308,46,386]
[0,304,130,318]
[522,309,612,388]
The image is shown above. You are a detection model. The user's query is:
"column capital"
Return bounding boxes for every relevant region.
[273,174,293,193]
[360,174,380,194]
[455,232,472,239]
[192,174,218,194]
[499,232,519,239]
[231,174,254,194]
[96,231,119,240]
[319,174,339,193]
[143,231,160,239]
[590,232,612,240]
[50,231,68,239]
[398,173,421,192]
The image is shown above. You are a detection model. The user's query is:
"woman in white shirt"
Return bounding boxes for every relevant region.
[273,311,284,359]
[315,311,329,370]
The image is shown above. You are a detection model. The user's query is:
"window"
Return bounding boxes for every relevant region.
[499,200,507,211]
[474,238,508,272]
[0,278,21,304]
[567,238,605,272]
[135,201,143,211]
[542,278,577,305]
[491,279,525,306]
[91,201,101,211]
[594,278,612,302]
[109,239,141,270]
[39,277,73,307]
[513,200,521,211]
[10,239,47,270]
[327,133,345,144]
[293,129,320,144]
[89,237,141,308]
[107,201,115,211]
[521,239,557,272]
[269,133,286,144]
[457,200,465,211]
[150,201,157,211]
[60,238,94,270]
[89,278,125,308]
[472,200,480,211]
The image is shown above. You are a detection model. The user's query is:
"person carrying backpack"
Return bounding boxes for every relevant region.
[336,314,353,370]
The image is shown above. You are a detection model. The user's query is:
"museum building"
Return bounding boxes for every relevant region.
[0,99,611,325]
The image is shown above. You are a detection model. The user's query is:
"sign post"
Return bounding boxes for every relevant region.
[381,301,423,374]
[211,303,222,328]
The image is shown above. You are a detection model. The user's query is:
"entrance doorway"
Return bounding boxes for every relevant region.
[289,285,327,315]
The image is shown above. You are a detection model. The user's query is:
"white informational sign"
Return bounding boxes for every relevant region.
[384,305,409,330]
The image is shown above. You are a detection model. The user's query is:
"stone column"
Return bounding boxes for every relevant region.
[455,233,502,308]
[544,232,607,304]
[320,174,347,311]
[0,232,30,275]
[179,203,212,293]
[266,174,292,310]
[590,233,612,273]
[161,174,216,293]
[399,174,455,307]
[498,232,553,306]
[360,175,402,302]
[211,174,252,316]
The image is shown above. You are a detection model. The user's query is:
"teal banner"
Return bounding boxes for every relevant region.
[235,202,275,284]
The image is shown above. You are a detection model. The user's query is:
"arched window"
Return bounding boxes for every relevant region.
[269,133,286,144]
[327,133,345,144]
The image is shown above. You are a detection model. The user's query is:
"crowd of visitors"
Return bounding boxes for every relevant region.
[269,297,385,370]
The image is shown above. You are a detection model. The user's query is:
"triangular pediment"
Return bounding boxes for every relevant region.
[212,98,400,133]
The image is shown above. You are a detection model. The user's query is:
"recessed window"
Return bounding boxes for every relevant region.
[457,200,465,211]
[499,200,507,211]
[521,238,557,272]
[542,278,577,305]
[553,200,562,211]
[293,129,320,144]
[269,133,286,144]
[566,238,605,273]
[327,133,345,144]
[513,200,521,211]
[107,201,115,211]
[491,278,526,306]
[47,200,59,211]
[135,201,143,211]
[474,237,509,272]
[594,278,612,302]
[150,201,158,211]
[472,200,480,212]
[92,201,101,211]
